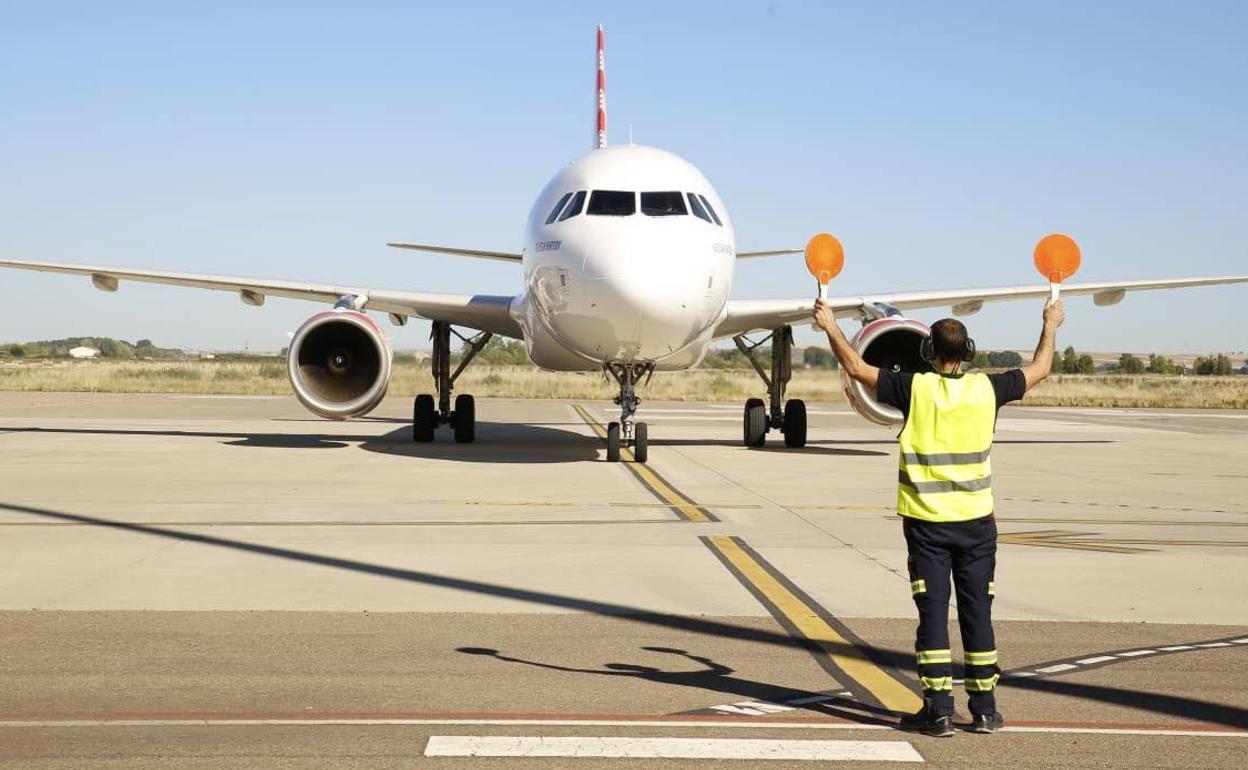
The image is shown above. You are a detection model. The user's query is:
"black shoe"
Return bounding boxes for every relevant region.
[971,712,1004,734]
[900,708,955,737]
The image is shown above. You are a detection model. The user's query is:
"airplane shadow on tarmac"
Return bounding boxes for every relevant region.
[2,499,1245,729]
[0,424,1113,464]
[359,424,600,463]
[0,423,601,463]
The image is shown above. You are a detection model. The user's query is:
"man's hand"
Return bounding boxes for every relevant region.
[813,299,837,331]
[1044,299,1066,329]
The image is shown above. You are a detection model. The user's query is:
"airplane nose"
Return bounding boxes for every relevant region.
[575,248,707,360]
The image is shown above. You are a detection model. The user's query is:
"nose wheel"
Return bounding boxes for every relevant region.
[606,420,649,462]
[734,325,808,448]
[604,362,653,463]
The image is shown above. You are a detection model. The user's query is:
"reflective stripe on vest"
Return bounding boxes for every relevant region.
[897,372,996,522]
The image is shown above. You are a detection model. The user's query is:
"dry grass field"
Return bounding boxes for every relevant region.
[1,359,1245,409]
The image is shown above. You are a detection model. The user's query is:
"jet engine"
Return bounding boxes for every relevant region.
[286,309,392,419]
[843,317,933,425]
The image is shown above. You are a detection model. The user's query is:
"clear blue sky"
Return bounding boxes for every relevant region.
[2,1,1245,354]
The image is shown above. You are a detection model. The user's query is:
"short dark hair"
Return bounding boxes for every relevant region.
[930,318,969,363]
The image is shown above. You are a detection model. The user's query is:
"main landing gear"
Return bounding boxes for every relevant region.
[604,362,653,463]
[413,321,492,443]
[733,325,807,449]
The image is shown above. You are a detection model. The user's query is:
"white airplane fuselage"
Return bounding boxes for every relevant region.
[514,145,735,371]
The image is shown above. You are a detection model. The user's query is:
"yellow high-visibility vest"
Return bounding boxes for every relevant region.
[896,372,996,522]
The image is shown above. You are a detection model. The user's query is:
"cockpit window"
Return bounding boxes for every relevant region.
[558,190,587,221]
[698,194,723,226]
[545,192,573,224]
[686,193,711,223]
[587,190,636,216]
[640,191,687,217]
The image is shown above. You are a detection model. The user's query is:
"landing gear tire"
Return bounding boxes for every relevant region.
[413,394,436,442]
[453,393,476,444]
[607,421,622,462]
[744,398,767,448]
[783,398,807,448]
[633,421,648,464]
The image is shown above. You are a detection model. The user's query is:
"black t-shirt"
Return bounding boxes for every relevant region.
[876,369,1026,424]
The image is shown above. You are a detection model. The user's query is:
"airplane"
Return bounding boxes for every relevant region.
[3,26,1246,463]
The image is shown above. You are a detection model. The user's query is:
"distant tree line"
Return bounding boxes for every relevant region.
[801,347,839,370]
[1193,354,1236,376]
[969,350,1024,370]
[0,337,183,360]
[469,338,532,366]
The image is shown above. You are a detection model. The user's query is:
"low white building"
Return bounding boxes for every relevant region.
[69,346,100,359]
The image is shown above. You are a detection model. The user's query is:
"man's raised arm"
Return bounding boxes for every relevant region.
[813,299,880,389]
[1020,300,1066,390]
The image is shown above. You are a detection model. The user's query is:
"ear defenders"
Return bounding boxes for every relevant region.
[921,334,977,364]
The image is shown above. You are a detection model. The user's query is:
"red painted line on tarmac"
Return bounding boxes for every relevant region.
[2,711,1244,734]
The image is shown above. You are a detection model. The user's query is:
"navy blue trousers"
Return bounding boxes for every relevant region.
[903,515,1000,716]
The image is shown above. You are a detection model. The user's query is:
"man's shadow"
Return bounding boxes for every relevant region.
[456,645,897,725]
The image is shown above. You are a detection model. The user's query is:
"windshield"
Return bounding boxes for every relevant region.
[587,190,636,216]
[686,193,711,223]
[640,191,687,217]
[545,192,573,224]
[558,190,587,221]
[698,194,723,226]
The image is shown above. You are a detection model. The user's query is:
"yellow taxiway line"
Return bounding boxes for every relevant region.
[571,404,717,522]
[703,535,921,715]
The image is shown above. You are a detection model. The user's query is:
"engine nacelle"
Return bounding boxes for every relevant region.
[843,317,933,425]
[287,309,392,419]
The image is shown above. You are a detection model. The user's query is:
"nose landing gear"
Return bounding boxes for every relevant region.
[412,321,491,443]
[605,362,652,463]
[734,325,807,449]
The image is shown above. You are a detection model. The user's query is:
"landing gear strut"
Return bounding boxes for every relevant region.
[733,325,807,448]
[413,321,492,443]
[604,362,653,463]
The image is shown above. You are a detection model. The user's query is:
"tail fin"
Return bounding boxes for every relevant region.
[595,25,607,149]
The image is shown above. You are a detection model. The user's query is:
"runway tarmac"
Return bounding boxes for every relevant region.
[1,392,1245,768]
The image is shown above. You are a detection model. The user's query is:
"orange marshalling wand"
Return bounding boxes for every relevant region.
[805,233,845,302]
[1034,233,1082,303]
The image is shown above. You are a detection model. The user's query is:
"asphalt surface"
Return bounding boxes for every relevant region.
[0,392,1245,768]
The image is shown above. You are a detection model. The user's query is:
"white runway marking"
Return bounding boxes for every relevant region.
[1,718,1244,738]
[1036,663,1079,673]
[1042,408,1248,420]
[1076,655,1119,664]
[424,735,924,762]
[594,408,845,419]
[165,395,285,400]
[996,418,1160,434]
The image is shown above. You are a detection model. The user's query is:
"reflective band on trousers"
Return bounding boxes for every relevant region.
[964,650,998,665]
[917,649,952,665]
[900,448,992,467]
[920,676,953,691]
[988,581,995,597]
[898,470,994,494]
[910,579,926,596]
[965,674,1000,692]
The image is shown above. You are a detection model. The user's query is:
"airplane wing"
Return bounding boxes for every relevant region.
[714,275,1248,339]
[736,248,803,258]
[0,259,523,338]
[386,242,524,263]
